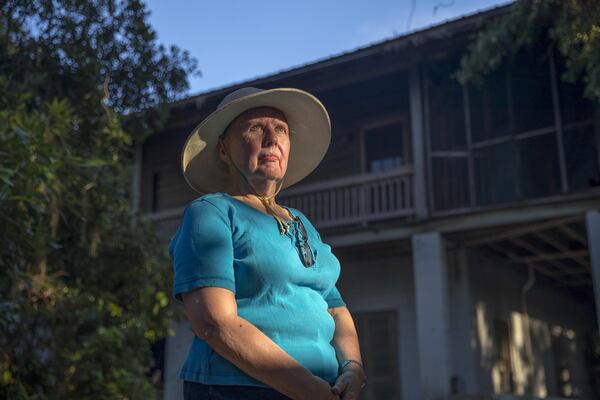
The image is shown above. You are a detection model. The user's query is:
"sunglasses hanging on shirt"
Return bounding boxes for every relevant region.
[292,216,315,267]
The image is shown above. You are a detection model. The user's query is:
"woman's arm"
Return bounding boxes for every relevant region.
[182,287,338,400]
[328,306,367,399]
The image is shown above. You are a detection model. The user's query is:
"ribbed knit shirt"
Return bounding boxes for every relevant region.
[169,192,346,387]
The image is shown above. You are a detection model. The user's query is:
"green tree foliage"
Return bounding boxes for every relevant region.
[0,1,197,398]
[456,0,600,102]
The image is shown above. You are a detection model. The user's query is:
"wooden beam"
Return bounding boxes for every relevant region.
[487,242,591,287]
[532,231,590,270]
[509,237,574,277]
[461,215,580,247]
[327,194,598,248]
[506,249,590,264]
[559,224,588,247]
[486,242,559,278]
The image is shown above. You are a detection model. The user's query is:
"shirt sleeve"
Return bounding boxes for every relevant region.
[325,285,346,308]
[169,199,235,302]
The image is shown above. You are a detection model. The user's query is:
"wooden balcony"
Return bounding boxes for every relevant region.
[147,166,416,242]
[280,166,415,229]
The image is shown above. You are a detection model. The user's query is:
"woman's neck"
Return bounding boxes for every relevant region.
[226,174,281,199]
[225,178,293,221]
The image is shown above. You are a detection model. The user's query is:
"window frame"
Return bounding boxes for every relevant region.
[358,114,411,174]
[424,45,599,215]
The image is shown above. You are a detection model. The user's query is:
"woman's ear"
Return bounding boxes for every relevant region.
[217,138,230,166]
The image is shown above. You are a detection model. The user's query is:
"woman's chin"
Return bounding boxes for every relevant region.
[255,166,286,180]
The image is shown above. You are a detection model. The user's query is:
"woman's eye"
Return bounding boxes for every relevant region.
[249,124,263,132]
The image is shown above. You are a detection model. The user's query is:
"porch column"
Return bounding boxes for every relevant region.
[409,64,428,219]
[586,210,600,331]
[412,231,451,399]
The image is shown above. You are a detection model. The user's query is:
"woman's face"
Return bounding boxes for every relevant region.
[219,106,291,186]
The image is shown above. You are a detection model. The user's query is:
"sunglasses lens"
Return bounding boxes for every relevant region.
[295,218,315,267]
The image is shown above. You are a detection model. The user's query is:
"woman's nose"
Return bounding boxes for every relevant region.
[262,125,278,146]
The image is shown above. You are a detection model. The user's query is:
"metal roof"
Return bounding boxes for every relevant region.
[170,3,512,109]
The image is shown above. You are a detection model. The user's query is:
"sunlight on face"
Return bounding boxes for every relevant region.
[220,107,291,183]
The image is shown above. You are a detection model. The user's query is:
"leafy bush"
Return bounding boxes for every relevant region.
[0,0,197,397]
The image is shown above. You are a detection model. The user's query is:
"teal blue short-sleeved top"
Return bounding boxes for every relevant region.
[168,192,346,387]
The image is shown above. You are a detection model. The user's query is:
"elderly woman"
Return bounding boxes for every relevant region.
[169,87,366,400]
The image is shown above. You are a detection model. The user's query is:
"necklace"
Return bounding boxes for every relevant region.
[254,195,291,235]
[220,140,315,266]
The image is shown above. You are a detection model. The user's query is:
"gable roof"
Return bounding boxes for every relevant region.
[170,3,511,111]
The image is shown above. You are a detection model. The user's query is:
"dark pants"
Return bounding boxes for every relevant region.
[183,381,292,400]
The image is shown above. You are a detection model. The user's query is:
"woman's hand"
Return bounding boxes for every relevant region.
[183,287,340,400]
[331,366,366,400]
[328,305,366,400]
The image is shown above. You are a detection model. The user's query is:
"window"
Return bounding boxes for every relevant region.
[556,58,594,125]
[432,156,470,210]
[517,133,561,198]
[425,55,471,211]
[426,45,599,212]
[510,49,555,133]
[426,56,467,151]
[469,65,511,143]
[469,46,561,204]
[473,142,517,205]
[562,123,600,191]
[353,310,400,400]
[363,119,410,173]
[558,58,600,191]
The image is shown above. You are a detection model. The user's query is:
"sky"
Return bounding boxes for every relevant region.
[145,0,511,96]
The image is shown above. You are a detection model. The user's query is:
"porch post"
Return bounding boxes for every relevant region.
[412,231,452,399]
[586,210,600,332]
[409,64,428,219]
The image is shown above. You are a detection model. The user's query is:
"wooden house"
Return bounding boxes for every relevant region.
[137,5,600,399]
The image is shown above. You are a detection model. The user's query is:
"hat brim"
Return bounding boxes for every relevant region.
[181,88,331,194]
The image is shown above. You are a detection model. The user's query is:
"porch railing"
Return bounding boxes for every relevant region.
[279,166,415,229]
[147,166,415,240]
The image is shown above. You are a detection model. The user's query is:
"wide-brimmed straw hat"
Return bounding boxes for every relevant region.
[181,87,331,195]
